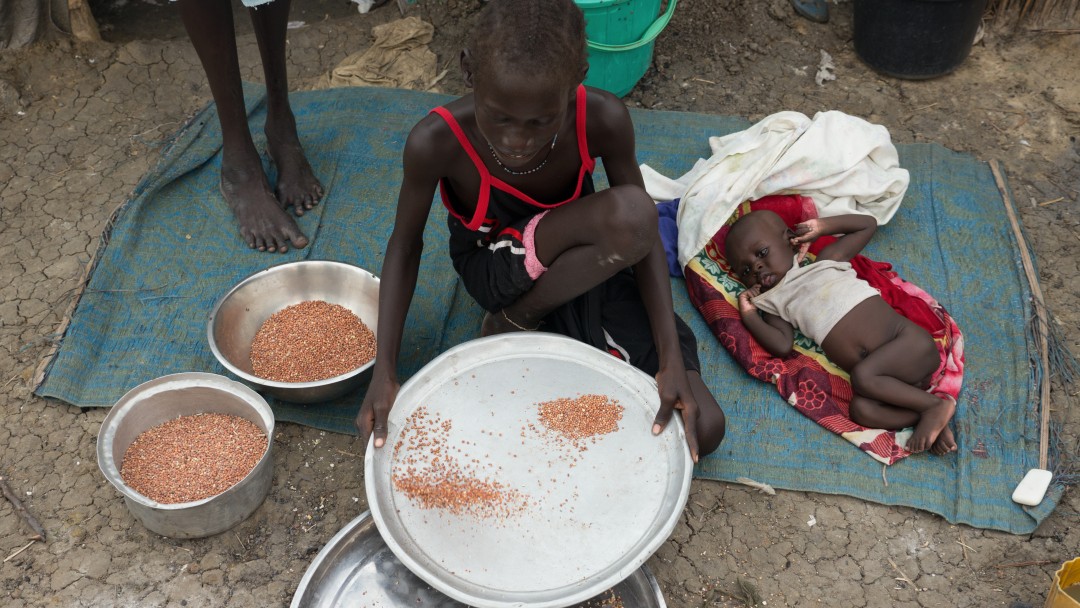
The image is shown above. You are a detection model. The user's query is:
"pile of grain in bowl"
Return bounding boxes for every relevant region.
[120,413,267,504]
[250,300,376,383]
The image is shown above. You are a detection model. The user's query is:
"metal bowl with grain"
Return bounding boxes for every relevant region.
[97,372,275,539]
[207,260,380,404]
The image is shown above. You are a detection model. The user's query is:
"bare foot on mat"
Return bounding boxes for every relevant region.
[220,157,309,253]
[930,425,958,456]
[908,397,957,453]
[266,107,324,216]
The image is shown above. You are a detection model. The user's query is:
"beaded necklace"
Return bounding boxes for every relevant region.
[486,133,558,176]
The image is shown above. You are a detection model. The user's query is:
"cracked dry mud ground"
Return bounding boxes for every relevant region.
[0,1,1077,607]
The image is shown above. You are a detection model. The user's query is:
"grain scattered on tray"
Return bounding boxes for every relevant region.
[392,406,528,521]
[250,300,375,383]
[538,394,623,445]
[120,413,267,504]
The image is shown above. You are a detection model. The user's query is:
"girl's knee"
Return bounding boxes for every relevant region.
[697,404,727,457]
[601,185,657,257]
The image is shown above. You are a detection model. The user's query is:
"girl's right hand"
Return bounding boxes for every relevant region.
[356,376,400,449]
[652,366,700,463]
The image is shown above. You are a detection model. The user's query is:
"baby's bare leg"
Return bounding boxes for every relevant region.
[849,394,919,429]
[850,395,956,455]
[848,322,955,454]
[484,186,657,335]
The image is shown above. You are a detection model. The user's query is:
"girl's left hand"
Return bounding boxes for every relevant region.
[651,367,700,463]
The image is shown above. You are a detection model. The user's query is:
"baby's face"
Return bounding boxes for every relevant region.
[726,216,796,291]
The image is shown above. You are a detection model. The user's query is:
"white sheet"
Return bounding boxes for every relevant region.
[640,110,909,268]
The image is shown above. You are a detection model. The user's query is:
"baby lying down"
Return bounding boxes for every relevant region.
[724,210,957,455]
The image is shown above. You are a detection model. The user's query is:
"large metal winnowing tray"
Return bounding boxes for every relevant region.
[364,334,692,608]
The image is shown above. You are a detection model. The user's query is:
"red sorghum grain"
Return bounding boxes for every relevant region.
[538,394,623,441]
[120,413,267,504]
[392,406,528,520]
[250,300,376,383]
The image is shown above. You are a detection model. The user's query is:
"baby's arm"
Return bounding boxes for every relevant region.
[791,214,877,263]
[738,286,795,358]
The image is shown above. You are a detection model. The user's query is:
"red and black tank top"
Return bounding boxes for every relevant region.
[430,85,597,249]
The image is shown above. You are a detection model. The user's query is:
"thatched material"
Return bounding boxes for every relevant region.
[987,0,1080,30]
[0,0,86,50]
[1,0,52,49]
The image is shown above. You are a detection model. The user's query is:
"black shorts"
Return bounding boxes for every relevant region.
[455,249,700,375]
[450,212,537,314]
[540,269,701,376]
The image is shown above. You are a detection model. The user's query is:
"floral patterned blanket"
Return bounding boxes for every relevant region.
[684,194,965,465]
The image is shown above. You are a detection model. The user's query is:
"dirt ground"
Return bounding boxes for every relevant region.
[0,1,1078,606]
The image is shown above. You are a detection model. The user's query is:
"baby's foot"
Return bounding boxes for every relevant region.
[930,425,957,456]
[265,108,324,215]
[908,397,957,453]
[220,163,308,253]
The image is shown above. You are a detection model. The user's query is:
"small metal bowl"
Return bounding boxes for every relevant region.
[207,260,380,404]
[97,373,275,539]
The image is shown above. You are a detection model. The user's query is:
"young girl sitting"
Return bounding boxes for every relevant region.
[356,0,726,462]
[724,210,957,455]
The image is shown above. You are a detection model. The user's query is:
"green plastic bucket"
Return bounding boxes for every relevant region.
[577,0,678,97]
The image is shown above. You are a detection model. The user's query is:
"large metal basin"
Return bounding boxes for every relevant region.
[291,511,668,607]
[96,373,275,539]
[207,260,380,404]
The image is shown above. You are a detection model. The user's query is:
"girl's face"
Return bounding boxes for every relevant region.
[472,68,574,172]
[726,215,797,291]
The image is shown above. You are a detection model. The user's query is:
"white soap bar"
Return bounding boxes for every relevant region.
[1011,469,1052,506]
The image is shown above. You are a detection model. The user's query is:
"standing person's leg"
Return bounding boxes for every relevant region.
[248,0,325,214]
[177,0,308,253]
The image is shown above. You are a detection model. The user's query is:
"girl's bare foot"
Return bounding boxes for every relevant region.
[265,108,324,215]
[908,396,957,453]
[220,161,308,253]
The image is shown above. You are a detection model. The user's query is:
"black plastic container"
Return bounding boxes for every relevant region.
[853,0,988,80]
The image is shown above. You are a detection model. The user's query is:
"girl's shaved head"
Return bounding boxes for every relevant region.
[468,0,588,89]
